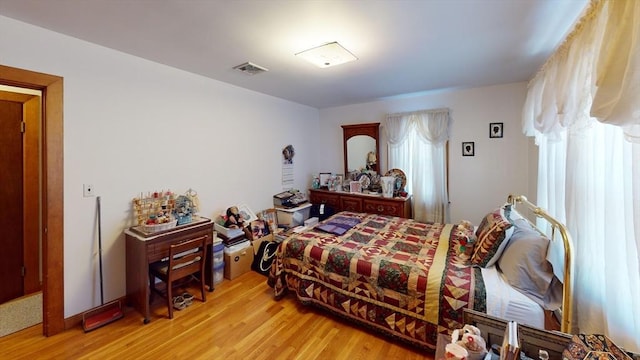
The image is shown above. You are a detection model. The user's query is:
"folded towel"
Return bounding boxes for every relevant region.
[315,216,361,235]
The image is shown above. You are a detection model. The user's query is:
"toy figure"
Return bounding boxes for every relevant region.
[451,325,487,360]
[224,206,245,229]
[456,220,476,260]
[366,151,377,171]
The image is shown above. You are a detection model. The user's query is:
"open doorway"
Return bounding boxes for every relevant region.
[0,64,64,336]
[0,86,42,304]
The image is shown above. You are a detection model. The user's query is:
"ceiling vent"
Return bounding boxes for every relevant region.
[233,62,268,75]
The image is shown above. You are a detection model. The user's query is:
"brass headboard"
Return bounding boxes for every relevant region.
[507,194,574,334]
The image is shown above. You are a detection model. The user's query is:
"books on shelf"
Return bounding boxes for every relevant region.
[500,321,520,360]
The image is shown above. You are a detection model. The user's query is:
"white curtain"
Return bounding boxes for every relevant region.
[384,109,450,223]
[522,0,640,352]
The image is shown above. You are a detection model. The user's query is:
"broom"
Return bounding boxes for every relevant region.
[82,196,124,332]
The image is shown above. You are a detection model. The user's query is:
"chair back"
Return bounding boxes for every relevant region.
[167,236,206,282]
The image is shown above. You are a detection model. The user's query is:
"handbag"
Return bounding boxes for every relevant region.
[251,241,279,276]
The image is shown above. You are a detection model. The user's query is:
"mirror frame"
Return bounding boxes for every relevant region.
[341,122,380,176]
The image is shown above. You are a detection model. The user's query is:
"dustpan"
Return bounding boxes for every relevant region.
[82,196,124,332]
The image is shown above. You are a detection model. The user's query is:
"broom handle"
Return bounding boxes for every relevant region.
[98,196,104,305]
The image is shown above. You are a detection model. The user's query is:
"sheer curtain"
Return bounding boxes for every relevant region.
[522,0,640,352]
[384,109,450,223]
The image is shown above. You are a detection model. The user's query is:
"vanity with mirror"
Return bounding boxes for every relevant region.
[309,122,412,218]
[342,122,379,175]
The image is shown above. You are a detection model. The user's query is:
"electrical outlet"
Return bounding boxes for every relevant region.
[83,184,94,197]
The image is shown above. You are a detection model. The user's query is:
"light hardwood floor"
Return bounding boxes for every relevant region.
[0,270,434,359]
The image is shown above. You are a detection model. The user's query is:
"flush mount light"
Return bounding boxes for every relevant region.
[295,41,357,68]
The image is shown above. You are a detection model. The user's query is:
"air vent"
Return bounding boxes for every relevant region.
[233,62,268,75]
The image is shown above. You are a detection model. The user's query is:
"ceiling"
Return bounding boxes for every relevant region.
[0,0,588,109]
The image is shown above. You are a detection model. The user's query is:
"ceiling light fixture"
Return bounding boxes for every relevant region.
[295,41,357,68]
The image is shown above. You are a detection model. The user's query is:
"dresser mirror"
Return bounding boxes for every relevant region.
[342,122,380,176]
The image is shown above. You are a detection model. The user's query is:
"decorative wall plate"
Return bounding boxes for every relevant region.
[385,168,407,189]
[357,173,371,190]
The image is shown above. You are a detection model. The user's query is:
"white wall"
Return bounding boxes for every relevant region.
[0,15,534,319]
[319,83,531,224]
[0,16,320,317]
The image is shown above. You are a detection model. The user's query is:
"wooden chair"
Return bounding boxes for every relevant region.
[149,235,208,319]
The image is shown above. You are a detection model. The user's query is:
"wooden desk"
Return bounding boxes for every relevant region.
[125,217,214,324]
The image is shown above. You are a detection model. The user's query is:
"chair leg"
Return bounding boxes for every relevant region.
[200,277,207,302]
[167,281,173,319]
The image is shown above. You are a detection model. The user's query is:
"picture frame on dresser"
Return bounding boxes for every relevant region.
[350,181,362,193]
[335,174,344,191]
[319,172,331,188]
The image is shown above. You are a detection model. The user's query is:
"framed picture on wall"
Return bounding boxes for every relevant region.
[489,122,503,138]
[462,142,475,156]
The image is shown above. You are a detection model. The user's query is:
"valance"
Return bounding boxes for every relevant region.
[522,0,640,143]
[384,108,450,146]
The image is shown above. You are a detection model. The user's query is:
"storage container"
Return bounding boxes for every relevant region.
[276,203,312,228]
[213,263,224,285]
[214,222,244,238]
[223,240,253,280]
[213,238,224,266]
[213,249,224,266]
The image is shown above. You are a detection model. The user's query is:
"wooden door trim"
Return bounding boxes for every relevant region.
[24,96,41,294]
[0,64,64,336]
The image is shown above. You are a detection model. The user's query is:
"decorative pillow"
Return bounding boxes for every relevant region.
[497,218,563,310]
[471,205,515,267]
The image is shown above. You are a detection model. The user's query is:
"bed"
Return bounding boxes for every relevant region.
[267,195,572,350]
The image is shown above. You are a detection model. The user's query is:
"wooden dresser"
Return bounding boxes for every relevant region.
[309,188,412,218]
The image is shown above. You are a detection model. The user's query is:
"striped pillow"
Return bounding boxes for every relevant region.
[471,205,515,267]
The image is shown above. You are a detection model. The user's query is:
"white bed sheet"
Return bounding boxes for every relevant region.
[482,266,545,329]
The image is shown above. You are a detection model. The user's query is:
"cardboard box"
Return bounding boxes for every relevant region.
[276,203,312,228]
[223,241,254,280]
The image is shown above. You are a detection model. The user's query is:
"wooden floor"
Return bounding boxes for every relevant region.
[0,270,434,359]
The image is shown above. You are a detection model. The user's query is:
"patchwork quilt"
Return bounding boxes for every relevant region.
[267,212,486,349]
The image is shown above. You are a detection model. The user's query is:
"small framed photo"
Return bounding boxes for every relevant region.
[335,174,344,191]
[350,180,362,193]
[462,142,475,156]
[489,122,503,138]
[237,204,258,223]
[319,172,332,188]
[262,208,278,234]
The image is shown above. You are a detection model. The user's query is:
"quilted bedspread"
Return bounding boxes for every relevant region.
[267,212,486,350]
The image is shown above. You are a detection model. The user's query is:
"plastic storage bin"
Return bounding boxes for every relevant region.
[276,203,312,228]
[213,240,224,266]
[213,263,224,285]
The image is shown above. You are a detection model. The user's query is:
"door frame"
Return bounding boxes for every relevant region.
[0,64,64,336]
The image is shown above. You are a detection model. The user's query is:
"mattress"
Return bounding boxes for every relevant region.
[482,266,545,329]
